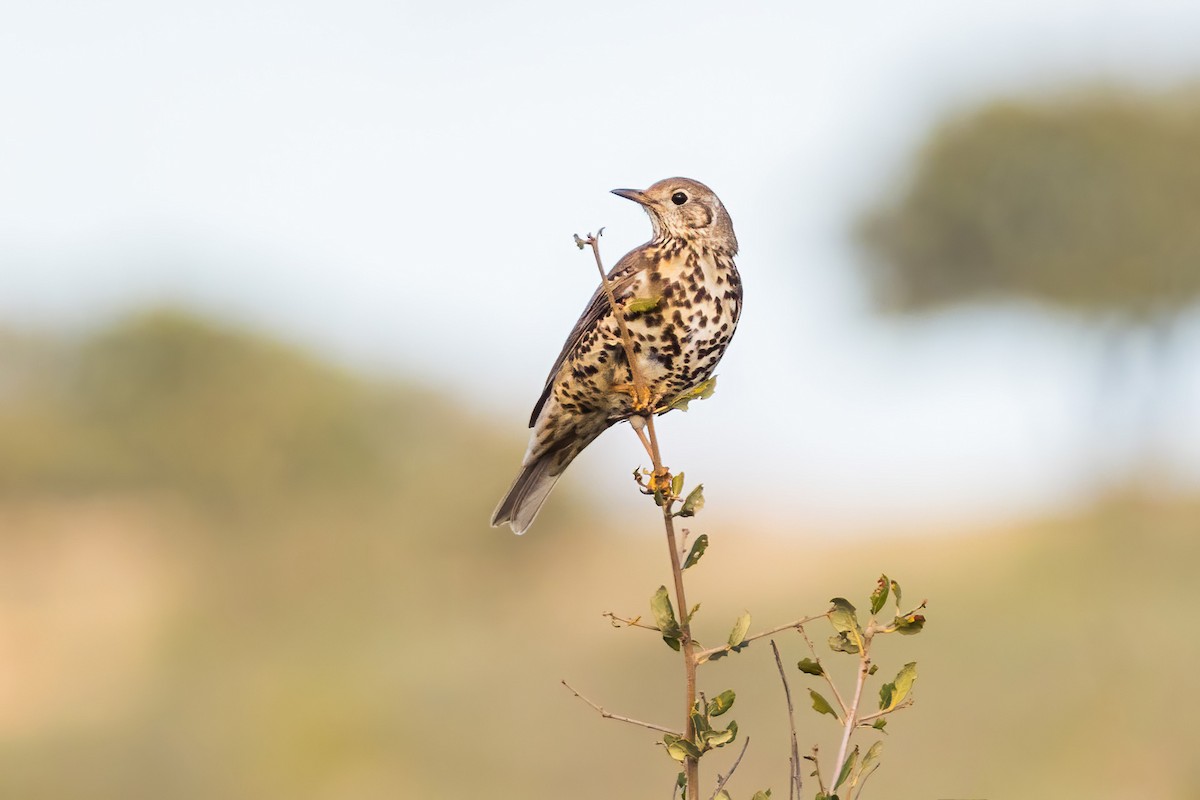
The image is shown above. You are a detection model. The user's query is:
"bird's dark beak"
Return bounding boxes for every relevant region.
[611,188,651,206]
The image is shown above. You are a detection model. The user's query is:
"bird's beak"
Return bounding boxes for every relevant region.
[611,188,652,206]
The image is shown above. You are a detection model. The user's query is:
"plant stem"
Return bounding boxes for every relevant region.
[832,641,872,787]
[585,233,699,794]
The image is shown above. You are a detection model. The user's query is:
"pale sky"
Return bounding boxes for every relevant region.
[3,0,1200,530]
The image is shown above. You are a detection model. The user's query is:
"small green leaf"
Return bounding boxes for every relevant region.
[708,689,736,717]
[678,484,705,517]
[894,613,926,635]
[868,664,878,675]
[860,741,883,773]
[671,471,685,497]
[715,791,731,800]
[809,689,838,719]
[797,657,824,676]
[869,574,889,615]
[660,376,717,413]
[750,791,772,800]
[728,612,751,648]
[651,586,681,651]
[685,603,701,624]
[890,579,902,608]
[682,534,709,569]
[835,746,859,790]
[653,489,666,507]
[627,296,661,314]
[573,233,586,249]
[886,662,917,710]
[872,718,887,732]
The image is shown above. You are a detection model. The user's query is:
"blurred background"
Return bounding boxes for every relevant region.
[2,1,1199,798]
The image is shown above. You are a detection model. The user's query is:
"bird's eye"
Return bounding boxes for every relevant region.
[671,191,688,205]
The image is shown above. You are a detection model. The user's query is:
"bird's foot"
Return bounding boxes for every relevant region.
[611,382,656,413]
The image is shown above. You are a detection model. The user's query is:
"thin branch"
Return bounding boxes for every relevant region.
[602,611,661,632]
[856,696,914,725]
[797,624,850,716]
[561,681,680,736]
[851,763,880,800]
[707,737,751,800]
[770,641,802,800]
[806,745,827,797]
[695,614,827,664]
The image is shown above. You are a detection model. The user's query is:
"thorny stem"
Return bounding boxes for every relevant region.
[584,233,700,794]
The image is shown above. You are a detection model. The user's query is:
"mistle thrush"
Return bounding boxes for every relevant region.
[491,177,742,534]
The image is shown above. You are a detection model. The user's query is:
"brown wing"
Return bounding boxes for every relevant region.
[527,251,646,428]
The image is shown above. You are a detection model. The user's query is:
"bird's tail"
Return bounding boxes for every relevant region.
[490,454,563,535]
[491,421,608,534]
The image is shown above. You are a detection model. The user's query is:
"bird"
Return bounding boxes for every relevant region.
[491,177,742,534]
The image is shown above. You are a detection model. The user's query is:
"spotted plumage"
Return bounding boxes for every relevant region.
[491,178,742,534]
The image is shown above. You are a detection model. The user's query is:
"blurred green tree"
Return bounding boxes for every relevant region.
[857,87,1200,476]
[858,88,1200,319]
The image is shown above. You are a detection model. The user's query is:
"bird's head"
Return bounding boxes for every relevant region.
[611,177,738,255]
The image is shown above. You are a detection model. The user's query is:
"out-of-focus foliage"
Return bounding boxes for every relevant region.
[0,311,1196,799]
[859,88,1200,319]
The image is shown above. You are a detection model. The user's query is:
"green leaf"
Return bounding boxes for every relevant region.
[663,733,703,762]
[868,664,878,675]
[685,603,701,625]
[708,689,736,717]
[715,791,731,800]
[894,612,926,635]
[671,471,685,497]
[573,233,586,250]
[860,741,883,773]
[890,579,902,608]
[705,719,737,748]
[828,598,861,637]
[678,484,705,517]
[653,489,666,507]
[835,746,859,790]
[886,662,917,710]
[750,791,772,800]
[872,718,887,732]
[869,574,889,615]
[682,533,709,569]
[828,631,861,655]
[627,296,661,314]
[651,586,682,651]
[797,657,824,676]
[728,611,751,649]
[809,689,838,719]
[660,376,717,413]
